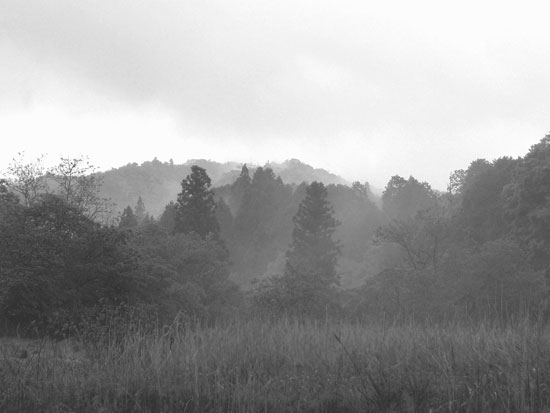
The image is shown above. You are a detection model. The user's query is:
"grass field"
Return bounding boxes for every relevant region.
[2,318,550,412]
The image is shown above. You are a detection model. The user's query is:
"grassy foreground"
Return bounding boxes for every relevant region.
[2,318,550,412]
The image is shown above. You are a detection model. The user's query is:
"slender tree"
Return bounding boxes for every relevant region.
[255,181,340,316]
[285,181,340,288]
[135,196,146,223]
[231,164,251,211]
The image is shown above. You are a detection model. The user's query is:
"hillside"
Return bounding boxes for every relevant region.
[98,158,351,217]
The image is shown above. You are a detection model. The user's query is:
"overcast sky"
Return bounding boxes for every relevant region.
[1,0,549,189]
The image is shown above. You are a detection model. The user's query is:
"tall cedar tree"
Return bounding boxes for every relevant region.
[135,196,146,223]
[285,181,340,288]
[231,164,251,212]
[254,181,340,317]
[174,166,219,237]
[119,205,138,229]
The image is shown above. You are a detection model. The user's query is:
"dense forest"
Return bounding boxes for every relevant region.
[98,158,350,218]
[2,136,550,334]
[3,136,550,411]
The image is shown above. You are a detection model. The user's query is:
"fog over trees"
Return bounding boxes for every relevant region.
[4,136,550,410]
[2,136,550,333]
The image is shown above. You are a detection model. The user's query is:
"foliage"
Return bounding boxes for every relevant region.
[134,195,146,223]
[452,157,518,244]
[174,165,219,237]
[254,182,341,317]
[4,132,550,334]
[382,175,437,220]
[232,167,294,284]
[285,182,340,287]
[129,223,239,322]
[0,194,141,335]
[503,135,550,272]
[329,182,384,261]
[375,205,449,274]
[228,163,251,213]
[159,201,177,232]
[49,156,114,222]
[4,152,48,206]
[118,205,138,230]
[215,197,234,245]
[2,154,114,223]
[442,239,547,317]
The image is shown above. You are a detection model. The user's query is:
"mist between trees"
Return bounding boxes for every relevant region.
[2,136,550,336]
[4,138,550,412]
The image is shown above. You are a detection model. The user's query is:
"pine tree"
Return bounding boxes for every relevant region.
[135,196,146,224]
[160,201,176,232]
[174,166,219,237]
[232,167,293,280]
[119,206,138,229]
[231,164,251,213]
[285,181,340,289]
[254,181,340,317]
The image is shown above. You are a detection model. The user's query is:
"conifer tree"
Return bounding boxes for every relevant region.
[174,166,219,237]
[231,164,252,222]
[216,197,234,243]
[254,181,340,316]
[119,206,138,229]
[285,181,340,289]
[160,201,176,232]
[135,196,146,223]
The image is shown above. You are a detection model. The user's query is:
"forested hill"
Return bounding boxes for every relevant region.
[98,158,348,217]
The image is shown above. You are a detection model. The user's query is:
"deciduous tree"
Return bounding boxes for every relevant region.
[4,152,48,206]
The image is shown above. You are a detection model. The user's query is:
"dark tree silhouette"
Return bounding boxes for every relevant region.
[174,166,219,237]
[285,181,340,288]
[254,181,340,317]
[119,206,138,229]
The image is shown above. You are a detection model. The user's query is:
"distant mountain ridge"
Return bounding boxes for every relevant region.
[265,159,348,187]
[98,158,349,217]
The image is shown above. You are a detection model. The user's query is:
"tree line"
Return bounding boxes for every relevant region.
[2,135,550,336]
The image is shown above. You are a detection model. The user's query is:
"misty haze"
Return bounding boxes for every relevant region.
[2,1,550,412]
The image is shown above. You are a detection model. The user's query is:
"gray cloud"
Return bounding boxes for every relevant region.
[1,0,549,188]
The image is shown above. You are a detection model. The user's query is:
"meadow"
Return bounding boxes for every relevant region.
[2,317,550,412]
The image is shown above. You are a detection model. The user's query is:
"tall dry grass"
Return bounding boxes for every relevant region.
[1,317,550,412]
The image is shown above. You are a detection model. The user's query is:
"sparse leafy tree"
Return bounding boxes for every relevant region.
[4,152,48,206]
[49,156,113,222]
[376,206,448,274]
